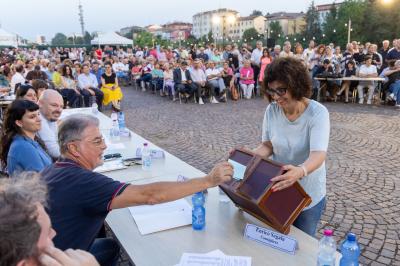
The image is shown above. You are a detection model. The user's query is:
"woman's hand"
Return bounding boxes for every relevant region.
[270,165,304,192]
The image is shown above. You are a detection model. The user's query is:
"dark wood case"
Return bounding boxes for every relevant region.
[219,148,312,234]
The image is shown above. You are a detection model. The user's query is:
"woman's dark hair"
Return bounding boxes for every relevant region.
[15,84,37,100]
[0,100,41,168]
[15,64,24,73]
[263,57,312,101]
[61,64,74,79]
[104,61,112,68]
[261,48,271,59]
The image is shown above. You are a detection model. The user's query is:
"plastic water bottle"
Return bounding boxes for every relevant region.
[339,233,360,266]
[91,96,98,114]
[317,229,337,266]
[109,112,120,140]
[141,143,152,171]
[118,111,126,130]
[192,192,205,230]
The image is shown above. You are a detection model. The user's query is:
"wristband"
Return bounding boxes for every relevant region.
[299,164,308,178]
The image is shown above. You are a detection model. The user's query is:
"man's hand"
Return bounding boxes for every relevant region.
[205,162,233,187]
[39,246,99,266]
[270,165,304,192]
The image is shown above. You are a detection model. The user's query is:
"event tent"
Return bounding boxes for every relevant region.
[0,28,19,47]
[91,31,133,46]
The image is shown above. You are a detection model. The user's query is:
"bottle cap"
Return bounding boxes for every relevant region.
[324,229,333,236]
[347,233,356,241]
[144,143,148,147]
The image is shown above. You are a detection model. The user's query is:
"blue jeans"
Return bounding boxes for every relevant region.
[89,237,120,266]
[389,80,400,104]
[293,197,326,237]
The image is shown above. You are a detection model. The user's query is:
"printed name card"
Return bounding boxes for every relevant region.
[244,224,298,255]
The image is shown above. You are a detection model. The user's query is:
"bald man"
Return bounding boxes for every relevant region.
[37,89,64,159]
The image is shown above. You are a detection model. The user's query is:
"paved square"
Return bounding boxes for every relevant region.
[117,87,400,265]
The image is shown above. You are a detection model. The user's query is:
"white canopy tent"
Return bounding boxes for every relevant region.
[91,31,132,46]
[0,28,19,47]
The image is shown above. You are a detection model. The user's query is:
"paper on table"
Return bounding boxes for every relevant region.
[128,199,192,235]
[228,159,246,180]
[94,159,127,173]
[177,250,251,266]
[105,142,126,150]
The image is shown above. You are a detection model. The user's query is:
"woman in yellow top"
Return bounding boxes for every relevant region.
[101,61,123,111]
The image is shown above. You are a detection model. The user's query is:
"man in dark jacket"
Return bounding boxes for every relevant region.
[173,61,198,102]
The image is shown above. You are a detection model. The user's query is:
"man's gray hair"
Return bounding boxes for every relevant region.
[0,172,47,265]
[58,114,100,154]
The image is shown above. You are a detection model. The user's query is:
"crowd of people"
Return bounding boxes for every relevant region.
[0,36,399,265]
[0,38,400,108]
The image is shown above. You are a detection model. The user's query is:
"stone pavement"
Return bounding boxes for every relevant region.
[114,87,400,266]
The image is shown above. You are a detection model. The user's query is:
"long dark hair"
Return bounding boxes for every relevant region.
[62,64,74,79]
[0,100,45,168]
[15,84,37,100]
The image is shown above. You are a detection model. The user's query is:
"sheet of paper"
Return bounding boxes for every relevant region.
[178,252,251,266]
[93,159,127,173]
[228,159,246,180]
[129,199,192,235]
[105,142,126,150]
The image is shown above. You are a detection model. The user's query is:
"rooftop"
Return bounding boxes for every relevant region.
[265,12,305,20]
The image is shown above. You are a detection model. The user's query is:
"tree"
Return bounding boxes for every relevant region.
[251,10,263,16]
[321,4,338,44]
[134,31,154,47]
[242,28,263,42]
[303,1,322,43]
[269,21,284,41]
[51,33,69,46]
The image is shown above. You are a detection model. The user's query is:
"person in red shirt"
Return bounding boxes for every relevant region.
[95,48,102,60]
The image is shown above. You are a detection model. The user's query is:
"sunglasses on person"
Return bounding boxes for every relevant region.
[266,87,287,97]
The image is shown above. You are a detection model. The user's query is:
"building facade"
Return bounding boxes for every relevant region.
[265,12,306,36]
[192,8,239,39]
[230,15,267,40]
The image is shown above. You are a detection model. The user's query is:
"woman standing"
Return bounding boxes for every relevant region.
[258,48,273,84]
[101,61,123,111]
[255,57,330,236]
[0,100,52,175]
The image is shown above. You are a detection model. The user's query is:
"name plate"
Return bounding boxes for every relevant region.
[244,224,298,255]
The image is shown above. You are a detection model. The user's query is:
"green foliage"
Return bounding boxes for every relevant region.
[242,28,263,43]
[134,31,154,47]
[303,0,322,42]
[51,33,69,45]
[83,31,93,44]
[269,21,284,41]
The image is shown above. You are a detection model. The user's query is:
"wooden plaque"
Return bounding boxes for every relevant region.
[220,148,312,234]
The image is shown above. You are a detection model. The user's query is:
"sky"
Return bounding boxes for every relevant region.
[1,0,329,41]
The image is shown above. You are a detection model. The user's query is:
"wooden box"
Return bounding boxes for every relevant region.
[219,148,311,234]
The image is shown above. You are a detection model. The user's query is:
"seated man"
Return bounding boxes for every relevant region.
[315,59,337,101]
[78,63,104,109]
[189,59,218,104]
[0,173,99,266]
[385,60,400,107]
[357,55,378,104]
[37,90,64,160]
[41,114,233,265]
[205,61,227,102]
[173,61,198,102]
[137,60,153,91]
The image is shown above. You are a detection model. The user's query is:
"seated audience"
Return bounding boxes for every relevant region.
[173,61,198,102]
[37,90,64,160]
[357,55,378,104]
[0,100,52,175]
[15,84,38,103]
[206,61,226,102]
[101,61,123,111]
[240,60,255,99]
[151,63,164,94]
[26,65,48,82]
[0,172,99,266]
[60,64,81,107]
[190,59,215,105]
[163,63,175,99]
[41,114,233,265]
[336,60,357,103]
[137,60,153,91]
[78,64,104,109]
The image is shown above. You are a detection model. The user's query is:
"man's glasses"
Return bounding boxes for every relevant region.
[266,87,287,97]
